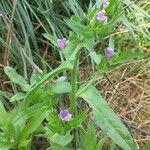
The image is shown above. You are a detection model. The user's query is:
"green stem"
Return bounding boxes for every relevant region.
[24,63,70,109]
[70,45,81,114]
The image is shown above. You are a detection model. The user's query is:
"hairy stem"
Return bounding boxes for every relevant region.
[70,45,81,114]
[4,0,19,66]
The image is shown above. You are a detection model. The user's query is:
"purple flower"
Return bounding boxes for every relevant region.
[96,10,108,23]
[57,38,67,49]
[59,109,72,121]
[102,0,109,8]
[105,47,116,58]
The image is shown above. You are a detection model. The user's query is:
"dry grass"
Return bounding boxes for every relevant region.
[94,58,150,149]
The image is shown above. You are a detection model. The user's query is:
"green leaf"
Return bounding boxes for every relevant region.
[0,142,15,150]
[109,36,115,49]
[109,51,147,66]
[0,90,13,99]
[20,106,47,143]
[46,112,64,135]
[56,76,67,82]
[4,123,16,138]
[82,123,104,150]
[24,63,70,108]
[65,19,94,38]
[18,139,31,148]
[43,33,57,47]
[10,92,26,102]
[13,102,48,127]
[47,111,87,135]
[80,85,137,150]
[69,111,87,128]
[63,33,79,61]
[51,81,71,94]
[30,71,42,86]
[47,146,72,150]
[89,52,102,65]
[96,138,104,150]
[50,132,73,147]
[83,38,95,52]
[144,140,150,150]
[0,101,6,124]
[4,67,30,91]
[83,124,97,150]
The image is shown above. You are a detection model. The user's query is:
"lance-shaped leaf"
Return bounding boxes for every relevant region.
[4,67,30,91]
[49,132,73,147]
[0,101,7,125]
[80,85,137,150]
[10,92,26,102]
[0,142,16,150]
[51,80,71,94]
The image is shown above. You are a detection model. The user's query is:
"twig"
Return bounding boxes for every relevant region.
[109,68,127,103]
[43,44,49,59]
[21,48,43,74]
[121,119,150,136]
[12,33,43,74]
[0,63,5,68]
[4,0,19,66]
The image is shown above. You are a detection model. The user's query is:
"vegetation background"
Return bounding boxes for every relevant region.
[0,0,150,149]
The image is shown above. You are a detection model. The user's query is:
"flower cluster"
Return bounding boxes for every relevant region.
[57,0,115,60]
[96,0,110,23]
[57,38,115,59]
[96,10,108,23]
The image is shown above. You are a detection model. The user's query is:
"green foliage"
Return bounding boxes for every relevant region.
[46,111,87,135]
[0,0,149,149]
[82,123,104,150]
[144,140,150,150]
[0,0,87,73]
[10,92,25,102]
[80,85,137,150]
[48,132,73,147]
[99,50,147,73]
[47,146,71,150]
[4,67,31,91]
[0,100,49,149]
[51,80,71,94]
[0,101,7,124]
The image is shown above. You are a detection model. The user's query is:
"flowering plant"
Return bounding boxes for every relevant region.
[0,0,147,149]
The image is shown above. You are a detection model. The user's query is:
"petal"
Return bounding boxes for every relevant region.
[59,109,72,121]
[103,0,110,8]
[57,38,67,49]
[105,48,115,58]
[96,10,108,23]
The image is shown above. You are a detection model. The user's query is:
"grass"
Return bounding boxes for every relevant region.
[0,0,149,71]
[0,0,88,76]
